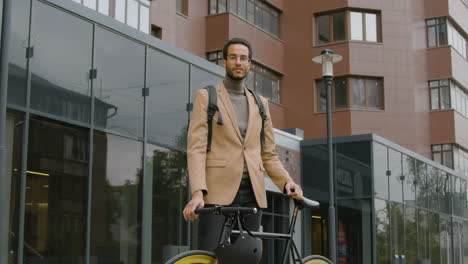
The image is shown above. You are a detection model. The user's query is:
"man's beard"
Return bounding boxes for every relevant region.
[227,69,247,81]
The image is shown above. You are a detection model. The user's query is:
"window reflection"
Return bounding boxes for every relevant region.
[147,49,189,149]
[8,0,31,106]
[91,132,142,264]
[147,144,188,263]
[25,117,89,263]
[94,26,145,138]
[6,112,24,264]
[373,143,388,199]
[375,199,390,264]
[405,206,417,263]
[30,1,93,124]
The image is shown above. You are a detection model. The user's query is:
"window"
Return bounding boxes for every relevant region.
[432,144,454,169]
[316,12,345,44]
[429,79,468,118]
[316,76,383,111]
[207,51,281,103]
[426,17,468,60]
[209,0,280,37]
[429,79,450,110]
[315,10,380,44]
[176,0,188,16]
[74,0,150,33]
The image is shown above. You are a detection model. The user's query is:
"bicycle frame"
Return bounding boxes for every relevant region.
[226,202,304,264]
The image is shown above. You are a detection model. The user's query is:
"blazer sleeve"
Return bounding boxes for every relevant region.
[260,97,294,192]
[187,89,209,195]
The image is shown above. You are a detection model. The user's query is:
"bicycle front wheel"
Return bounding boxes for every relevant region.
[165,250,218,264]
[302,254,333,264]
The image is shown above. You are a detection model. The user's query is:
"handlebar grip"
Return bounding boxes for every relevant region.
[219,207,257,214]
[297,197,320,209]
[194,207,216,214]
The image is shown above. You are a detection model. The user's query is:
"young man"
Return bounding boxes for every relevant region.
[183,38,303,252]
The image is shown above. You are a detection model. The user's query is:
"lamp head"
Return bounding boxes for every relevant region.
[312,49,343,77]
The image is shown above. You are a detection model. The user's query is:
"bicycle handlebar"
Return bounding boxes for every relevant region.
[194,197,320,216]
[195,206,258,215]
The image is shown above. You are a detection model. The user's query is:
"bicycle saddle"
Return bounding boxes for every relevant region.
[215,233,262,264]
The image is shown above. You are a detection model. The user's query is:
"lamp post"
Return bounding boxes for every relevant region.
[312,49,342,264]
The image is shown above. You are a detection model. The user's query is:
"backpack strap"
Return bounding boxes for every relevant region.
[204,85,223,152]
[247,89,267,148]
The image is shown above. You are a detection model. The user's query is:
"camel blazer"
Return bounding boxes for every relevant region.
[187,82,292,208]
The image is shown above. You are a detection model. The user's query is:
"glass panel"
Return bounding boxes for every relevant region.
[433,144,442,152]
[25,117,88,263]
[427,26,436,47]
[440,216,450,264]
[439,172,451,214]
[431,88,440,110]
[405,206,417,264]
[140,5,150,34]
[83,0,97,10]
[428,211,440,263]
[443,150,453,168]
[190,66,223,101]
[316,15,330,44]
[373,142,388,199]
[418,210,429,262]
[453,221,462,264]
[375,199,390,264]
[402,155,416,204]
[463,221,468,264]
[254,5,261,26]
[272,79,279,103]
[115,0,126,23]
[350,12,363,41]
[30,2,93,124]
[246,0,254,23]
[127,0,139,29]
[238,0,246,18]
[271,13,279,37]
[438,20,448,46]
[8,0,30,106]
[366,79,382,109]
[333,12,345,41]
[148,144,189,263]
[209,0,216,15]
[351,78,366,108]
[6,112,24,263]
[176,0,181,13]
[317,80,326,111]
[334,78,347,108]
[416,161,428,209]
[218,0,226,13]
[90,132,142,264]
[228,0,236,13]
[390,202,404,260]
[365,13,377,41]
[94,26,145,138]
[262,9,271,33]
[98,0,109,15]
[147,49,189,149]
[388,148,403,202]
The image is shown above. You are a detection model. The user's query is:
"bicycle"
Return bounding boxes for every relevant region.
[165,196,333,264]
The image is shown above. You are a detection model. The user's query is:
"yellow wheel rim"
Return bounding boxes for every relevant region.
[173,254,218,264]
[303,259,332,264]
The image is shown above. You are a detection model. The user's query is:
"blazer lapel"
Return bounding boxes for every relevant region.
[217,83,243,141]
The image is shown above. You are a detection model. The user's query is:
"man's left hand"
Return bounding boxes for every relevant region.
[285,180,303,200]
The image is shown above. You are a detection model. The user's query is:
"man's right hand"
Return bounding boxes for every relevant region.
[183,190,205,221]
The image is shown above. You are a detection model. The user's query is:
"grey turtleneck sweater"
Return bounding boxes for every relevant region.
[223,75,250,178]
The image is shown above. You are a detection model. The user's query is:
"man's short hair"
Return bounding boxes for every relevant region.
[222,38,253,60]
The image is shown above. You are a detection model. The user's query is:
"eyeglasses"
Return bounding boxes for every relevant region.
[226,54,250,63]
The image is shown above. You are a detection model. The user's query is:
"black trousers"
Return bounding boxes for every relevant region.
[198,178,263,252]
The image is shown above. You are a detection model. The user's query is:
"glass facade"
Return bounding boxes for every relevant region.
[3,1,292,263]
[3,0,225,263]
[301,134,468,264]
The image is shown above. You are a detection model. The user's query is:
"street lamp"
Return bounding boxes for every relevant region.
[312,49,342,264]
